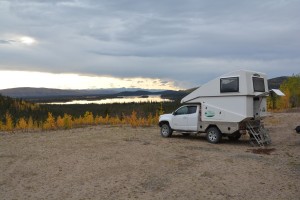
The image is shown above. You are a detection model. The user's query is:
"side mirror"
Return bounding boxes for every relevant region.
[172,112,176,115]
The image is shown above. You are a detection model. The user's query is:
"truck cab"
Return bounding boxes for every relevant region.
[159,104,200,132]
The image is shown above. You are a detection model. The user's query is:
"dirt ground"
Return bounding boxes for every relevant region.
[1,112,299,200]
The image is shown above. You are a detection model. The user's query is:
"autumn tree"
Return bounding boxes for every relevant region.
[277,75,300,109]
[147,113,154,126]
[129,110,138,128]
[43,112,56,130]
[16,117,28,131]
[83,111,94,125]
[56,116,64,129]
[73,116,83,126]
[27,117,35,130]
[63,114,73,129]
[4,112,13,131]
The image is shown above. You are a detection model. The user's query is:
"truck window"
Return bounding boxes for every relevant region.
[188,106,197,114]
[174,106,188,115]
[220,77,239,93]
[253,77,265,92]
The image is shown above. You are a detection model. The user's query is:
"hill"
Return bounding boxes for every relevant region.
[268,76,288,89]
[0,87,118,98]
[0,87,167,99]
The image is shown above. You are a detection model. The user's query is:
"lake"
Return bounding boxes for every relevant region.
[46,95,173,105]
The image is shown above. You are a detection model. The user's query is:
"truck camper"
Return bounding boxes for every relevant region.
[158,70,284,146]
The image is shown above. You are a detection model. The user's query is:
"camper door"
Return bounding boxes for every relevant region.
[253,96,267,118]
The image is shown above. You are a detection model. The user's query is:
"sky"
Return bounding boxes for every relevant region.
[0,0,299,90]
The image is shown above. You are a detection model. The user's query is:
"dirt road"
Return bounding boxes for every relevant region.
[1,112,299,200]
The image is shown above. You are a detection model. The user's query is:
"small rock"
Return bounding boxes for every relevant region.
[295,126,300,133]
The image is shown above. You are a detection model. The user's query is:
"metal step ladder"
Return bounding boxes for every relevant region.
[246,122,271,147]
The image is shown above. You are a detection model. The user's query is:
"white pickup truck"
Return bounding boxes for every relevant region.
[158,104,236,143]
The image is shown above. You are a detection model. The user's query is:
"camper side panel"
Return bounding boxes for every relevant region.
[198,96,253,123]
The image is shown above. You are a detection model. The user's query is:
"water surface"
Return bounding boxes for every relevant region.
[47,95,172,105]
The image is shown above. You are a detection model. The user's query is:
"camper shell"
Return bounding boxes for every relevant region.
[159,70,282,145]
[182,70,268,133]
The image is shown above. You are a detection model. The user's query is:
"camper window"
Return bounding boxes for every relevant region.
[220,77,239,93]
[253,77,265,92]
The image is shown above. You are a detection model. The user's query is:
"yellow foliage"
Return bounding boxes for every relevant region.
[63,114,73,129]
[129,110,138,128]
[56,116,64,129]
[104,114,110,124]
[94,115,103,125]
[110,115,121,125]
[16,117,28,131]
[43,112,56,130]
[95,114,110,125]
[4,112,13,131]
[83,111,94,125]
[147,113,156,126]
[271,75,300,110]
[139,117,147,127]
[6,108,161,132]
[27,117,34,130]
[73,116,83,126]
[278,89,290,109]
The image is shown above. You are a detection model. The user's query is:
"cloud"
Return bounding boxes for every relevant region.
[0,40,11,44]
[0,0,299,88]
[0,70,181,90]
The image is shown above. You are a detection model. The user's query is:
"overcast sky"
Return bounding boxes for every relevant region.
[0,0,299,90]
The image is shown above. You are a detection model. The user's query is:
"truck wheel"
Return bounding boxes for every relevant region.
[161,124,173,138]
[206,127,222,143]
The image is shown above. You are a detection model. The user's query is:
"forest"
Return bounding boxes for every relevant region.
[0,94,181,131]
[0,75,299,132]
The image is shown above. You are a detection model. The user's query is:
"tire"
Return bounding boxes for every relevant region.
[206,127,222,143]
[160,124,173,138]
[228,133,241,141]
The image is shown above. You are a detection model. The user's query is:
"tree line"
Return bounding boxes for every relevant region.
[1,111,162,131]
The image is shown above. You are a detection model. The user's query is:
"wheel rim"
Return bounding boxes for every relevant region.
[162,126,169,136]
[208,131,217,142]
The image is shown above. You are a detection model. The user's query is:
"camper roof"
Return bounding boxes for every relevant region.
[181,69,268,103]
